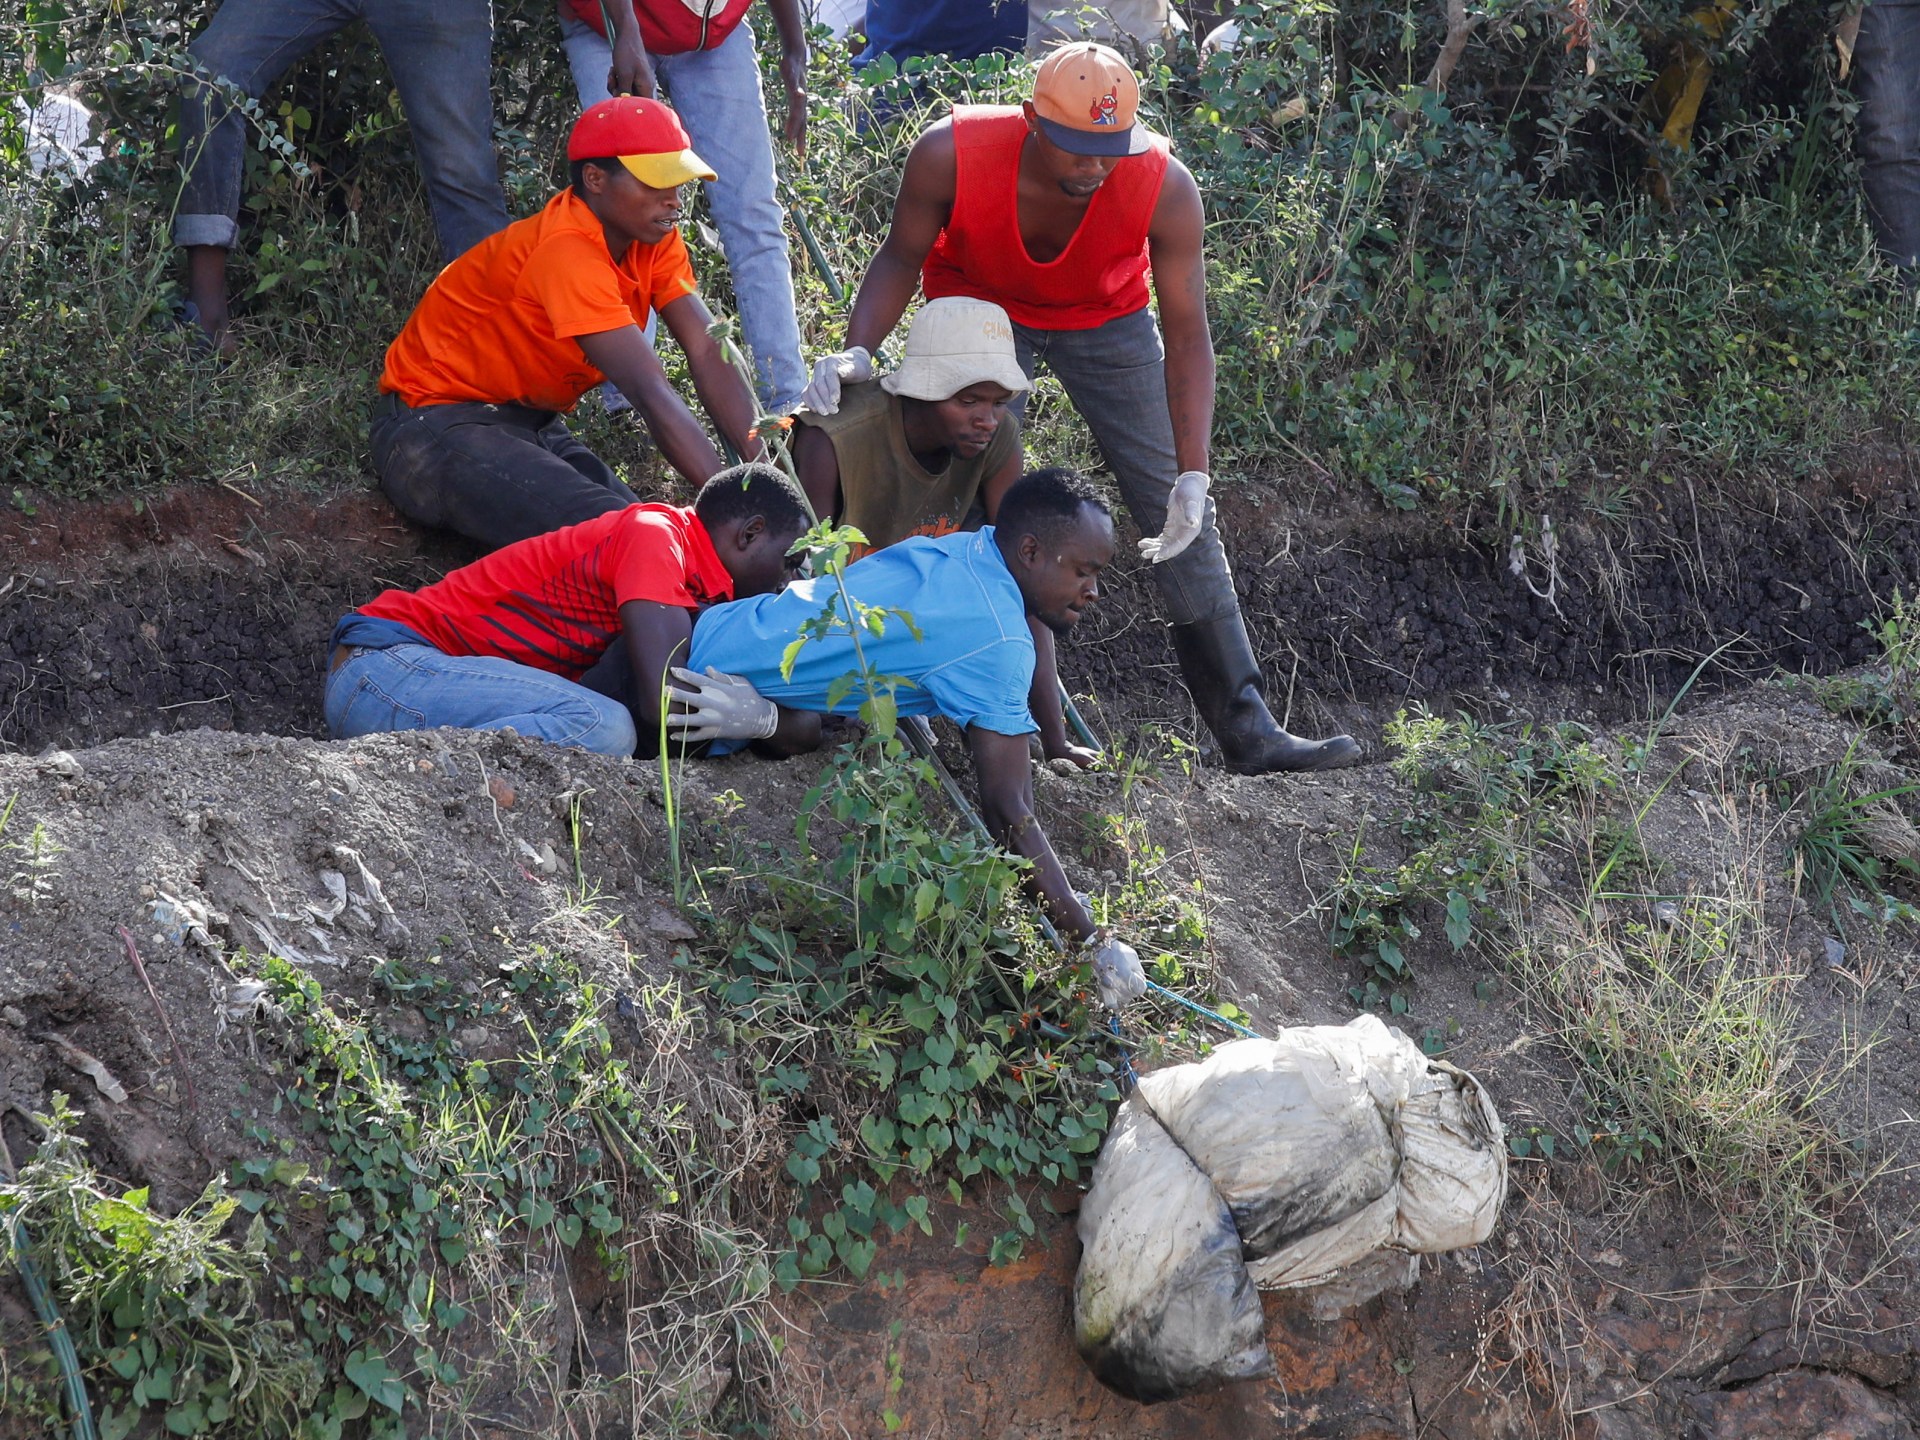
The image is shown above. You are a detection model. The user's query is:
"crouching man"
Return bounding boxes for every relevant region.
[325,464,809,755]
[669,467,1147,1006]
[373,96,766,550]
[792,294,1092,769]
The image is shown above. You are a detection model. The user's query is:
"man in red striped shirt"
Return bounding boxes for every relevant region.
[801,43,1359,775]
[324,463,810,756]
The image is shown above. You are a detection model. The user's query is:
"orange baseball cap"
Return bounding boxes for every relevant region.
[1031,42,1153,157]
[568,96,716,188]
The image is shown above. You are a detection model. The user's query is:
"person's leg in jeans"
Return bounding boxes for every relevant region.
[1855,0,1920,274]
[538,416,643,502]
[657,28,808,412]
[1015,309,1359,772]
[365,0,509,262]
[325,644,636,754]
[372,401,638,550]
[174,0,350,352]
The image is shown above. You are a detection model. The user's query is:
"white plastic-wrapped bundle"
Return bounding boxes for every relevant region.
[1072,1103,1270,1401]
[1074,1015,1506,1399]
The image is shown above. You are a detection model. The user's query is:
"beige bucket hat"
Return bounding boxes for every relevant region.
[879,297,1034,402]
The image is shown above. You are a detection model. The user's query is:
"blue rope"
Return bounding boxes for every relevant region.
[1143,979,1263,1039]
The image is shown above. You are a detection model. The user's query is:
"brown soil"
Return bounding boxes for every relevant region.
[7,469,1920,755]
[2,474,1918,1438]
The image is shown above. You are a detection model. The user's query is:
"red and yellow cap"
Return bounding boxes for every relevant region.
[567,96,716,188]
[1031,42,1153,157]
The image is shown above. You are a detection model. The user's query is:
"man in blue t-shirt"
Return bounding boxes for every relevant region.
[670,467,1147,1009]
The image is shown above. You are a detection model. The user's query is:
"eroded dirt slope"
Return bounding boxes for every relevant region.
[0,699,1914,1438]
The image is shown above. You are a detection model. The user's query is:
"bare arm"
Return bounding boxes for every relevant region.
[577,323,726,484]
[658,292,766,464]
[764,0,809,156]
[791,423,842,523]
[976,427,1022,522]
[618,599,695,739]
[1147,160,1215,476]
[968,725,1094,941]
[846,121,957,355]
[592,0,657,98]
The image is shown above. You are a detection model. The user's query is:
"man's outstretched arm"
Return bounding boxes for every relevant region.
[659,293,766,461]
[1146,160,1216,478]
[618,600,695,739]
[577,324,726,483]
[967,725,1094,940]
[845,122,957,355]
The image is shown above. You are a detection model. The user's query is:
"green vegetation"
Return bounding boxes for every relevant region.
[1,792,63,907]
[1325,702,1903,1269]
[3,0,1916,505]
[2,945,781,1437]
[1329,708,1616,1009]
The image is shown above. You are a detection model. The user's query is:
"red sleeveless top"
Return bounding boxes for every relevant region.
[922,105,1170,332]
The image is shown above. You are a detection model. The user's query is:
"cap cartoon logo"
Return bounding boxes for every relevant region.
[1089,91,1119,126]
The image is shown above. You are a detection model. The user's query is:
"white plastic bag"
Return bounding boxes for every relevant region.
[1074,1015,1507,1398]
[1073,1103,1270,1401]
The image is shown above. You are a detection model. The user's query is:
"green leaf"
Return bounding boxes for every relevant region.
[1377,937,1408,976]
[1444,891,1474,949]
[864,689,899,739]
[344,1349,406,1415]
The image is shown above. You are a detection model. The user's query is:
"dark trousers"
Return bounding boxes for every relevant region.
[1857,0,1920,272]
[369,395,641,551]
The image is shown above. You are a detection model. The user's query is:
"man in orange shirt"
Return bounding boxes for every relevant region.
[373,96,764,550]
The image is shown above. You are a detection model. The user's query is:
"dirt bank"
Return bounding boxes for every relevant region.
[5,471,1920,755]
[2,475,1919,1437]
[1,692,1915,1437]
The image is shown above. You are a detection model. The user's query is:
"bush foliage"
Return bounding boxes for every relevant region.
[0,0,1913,506]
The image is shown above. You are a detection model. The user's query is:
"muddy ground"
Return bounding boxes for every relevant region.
[2,471,1919,1437]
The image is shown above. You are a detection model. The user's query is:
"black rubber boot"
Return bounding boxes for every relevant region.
[1167,616,1362,774]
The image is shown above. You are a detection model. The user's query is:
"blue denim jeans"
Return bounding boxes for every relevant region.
[325,644,637,756]
[1857,0,1920,272]
[1007,307,1240,626]
[560,13,806,412]
[175,0,507,259]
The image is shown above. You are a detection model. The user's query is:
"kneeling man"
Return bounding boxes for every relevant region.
[671,467,1146,1005]
[326,464,809,755]
[373,96,765,550]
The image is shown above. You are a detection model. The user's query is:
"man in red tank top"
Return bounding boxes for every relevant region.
[800,43,1360,774]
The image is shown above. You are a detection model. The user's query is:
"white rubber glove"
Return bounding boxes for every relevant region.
[798,345,873,415]
[1087,933,1147,1011]
[1138,470,1210,564]
[663,666,778,744]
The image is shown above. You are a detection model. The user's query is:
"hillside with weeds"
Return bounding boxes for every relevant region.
[3,0,1920,1437]
[1,0,1915,511]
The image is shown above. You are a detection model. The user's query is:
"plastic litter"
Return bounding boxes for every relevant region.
[1074,1014,1507,1400]
[1073,1104,1270,1402]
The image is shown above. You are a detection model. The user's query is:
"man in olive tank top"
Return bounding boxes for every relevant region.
[798,43,1360,775]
